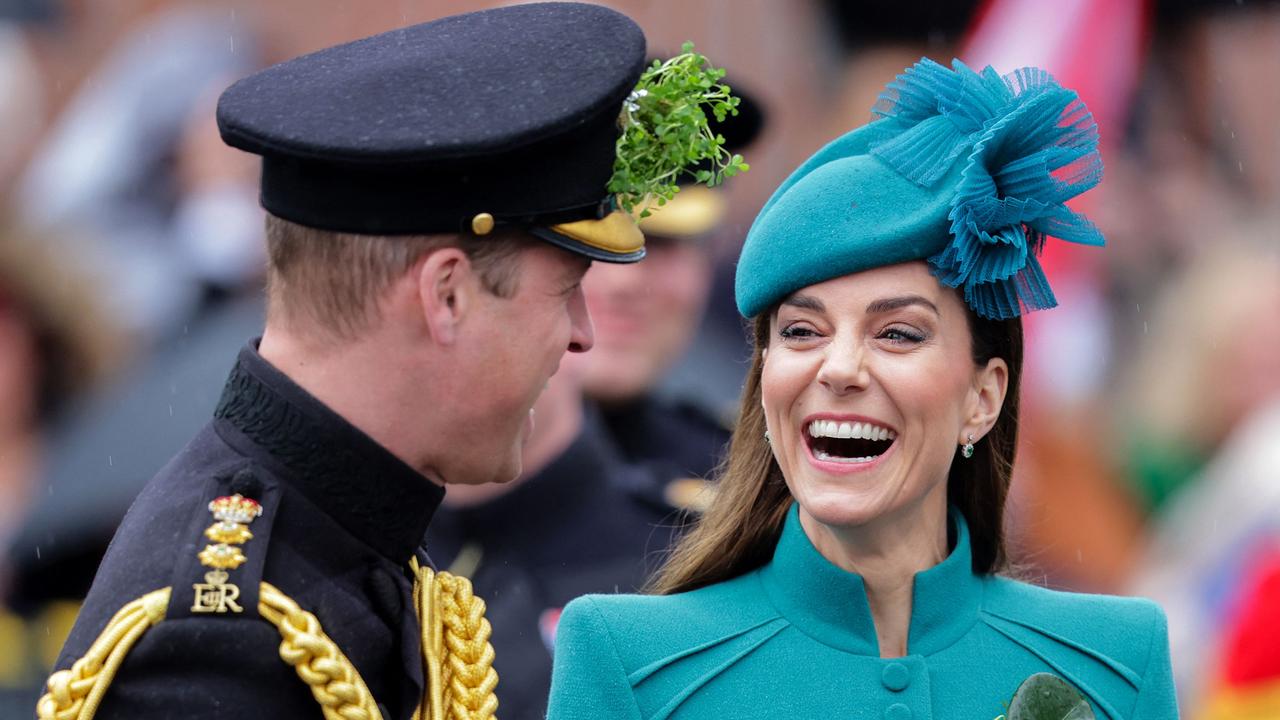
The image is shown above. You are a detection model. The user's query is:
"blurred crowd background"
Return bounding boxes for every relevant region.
[1,0,1277,717]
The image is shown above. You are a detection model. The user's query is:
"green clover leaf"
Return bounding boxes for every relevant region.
[610,42,751,217]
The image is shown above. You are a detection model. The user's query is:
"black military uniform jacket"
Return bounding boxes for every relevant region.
[426,414,685,720]
[598,395,731,483]
[51,344,443,719]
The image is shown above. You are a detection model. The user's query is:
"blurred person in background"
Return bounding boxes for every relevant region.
[427,358,685,720]
[580,82,764,506]
[2,5,272,676]
[815,0,978,142]
[15,3,265,341]
[0,219,119,715]
[1019,0,1280,603]
[0,0,50,196]
[1123,236,1280,716]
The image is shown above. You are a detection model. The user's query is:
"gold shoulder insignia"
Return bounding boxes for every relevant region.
[195,494,262,575]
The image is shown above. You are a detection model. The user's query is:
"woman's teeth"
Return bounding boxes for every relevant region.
[814,451,878,464]
[807,420,896,441]
[806,419,896,463]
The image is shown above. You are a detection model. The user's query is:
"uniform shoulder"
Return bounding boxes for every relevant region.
[58,452,281,667]
[41,456,353,718]
[558,571,782,672]
[982,576,1169,678]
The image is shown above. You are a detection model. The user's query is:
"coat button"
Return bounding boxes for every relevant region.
[882,662,910,691]
[884,702,911,720]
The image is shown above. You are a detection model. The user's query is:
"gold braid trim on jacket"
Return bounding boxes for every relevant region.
[37,570,499,720]
[411,558,499,720]
[36,588,171,720]
[258,582,383,720]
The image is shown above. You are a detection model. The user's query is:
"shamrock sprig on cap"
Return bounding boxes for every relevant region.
[610,42,750,217]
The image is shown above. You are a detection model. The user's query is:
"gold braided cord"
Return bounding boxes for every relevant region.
[439,572,499,720]
[412,560,445,720]
[258,582,383,720]
[37,588,171,720]
[410,559,499,720]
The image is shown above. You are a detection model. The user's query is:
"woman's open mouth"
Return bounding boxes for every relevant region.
[804,418,897,465]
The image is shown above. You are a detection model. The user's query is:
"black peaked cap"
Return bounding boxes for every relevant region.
[217,2,647,259]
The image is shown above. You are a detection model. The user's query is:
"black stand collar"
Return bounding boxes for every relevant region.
[213,342,444,562]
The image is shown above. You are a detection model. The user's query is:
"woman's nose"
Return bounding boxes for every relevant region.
[816,336,869,395]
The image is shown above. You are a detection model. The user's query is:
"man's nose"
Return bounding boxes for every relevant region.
[567,287,595,353]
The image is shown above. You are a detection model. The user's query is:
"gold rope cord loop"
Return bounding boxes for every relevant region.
[410,559,499,720]
[36,588,171,720]
[259,582,383,720]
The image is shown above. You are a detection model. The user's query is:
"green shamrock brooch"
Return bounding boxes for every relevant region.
[996,673,1095,720]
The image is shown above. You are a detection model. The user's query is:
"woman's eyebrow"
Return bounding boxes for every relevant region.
[866,295,939,316]
[781,294,825,312]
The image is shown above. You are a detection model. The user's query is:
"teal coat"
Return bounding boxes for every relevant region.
[547,505,1178,719]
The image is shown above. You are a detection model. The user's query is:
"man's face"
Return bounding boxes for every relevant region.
[447,242,594,485]
[579,237,712,403]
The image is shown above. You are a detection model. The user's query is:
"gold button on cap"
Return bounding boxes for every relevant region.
[471,213,495,235]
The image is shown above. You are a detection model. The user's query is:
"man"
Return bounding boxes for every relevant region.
[38,5,648,719]
[580,87,765,508]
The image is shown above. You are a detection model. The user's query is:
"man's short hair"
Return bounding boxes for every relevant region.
[264,214,528,340]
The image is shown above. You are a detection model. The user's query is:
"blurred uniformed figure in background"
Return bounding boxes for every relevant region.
[38,4,651,719]
[427,363,683,720]
[580,86,766,509]
[0,220,121,716]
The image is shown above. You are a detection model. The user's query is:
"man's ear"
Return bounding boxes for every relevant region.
[964,357,1009,443]
[417,247,476,346]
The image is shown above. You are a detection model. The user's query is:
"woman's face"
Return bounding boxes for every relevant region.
[761,261,1006,531]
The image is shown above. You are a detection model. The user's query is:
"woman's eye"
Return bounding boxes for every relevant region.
[778,325,817,340]
[879,327,925,343]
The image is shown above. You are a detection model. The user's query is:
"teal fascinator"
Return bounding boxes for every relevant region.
[735,58,1104,320]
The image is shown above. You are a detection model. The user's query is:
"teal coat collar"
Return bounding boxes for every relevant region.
[758,503,984,657]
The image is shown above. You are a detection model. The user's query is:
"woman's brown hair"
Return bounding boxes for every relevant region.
[649,299,1023,595]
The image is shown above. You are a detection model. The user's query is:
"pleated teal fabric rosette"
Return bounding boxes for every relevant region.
[735,57,1104,320]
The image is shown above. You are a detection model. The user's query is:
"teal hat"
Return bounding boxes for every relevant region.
[735,58,1104,320]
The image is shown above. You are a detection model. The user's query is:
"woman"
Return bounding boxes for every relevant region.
[546,59,1178,719]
